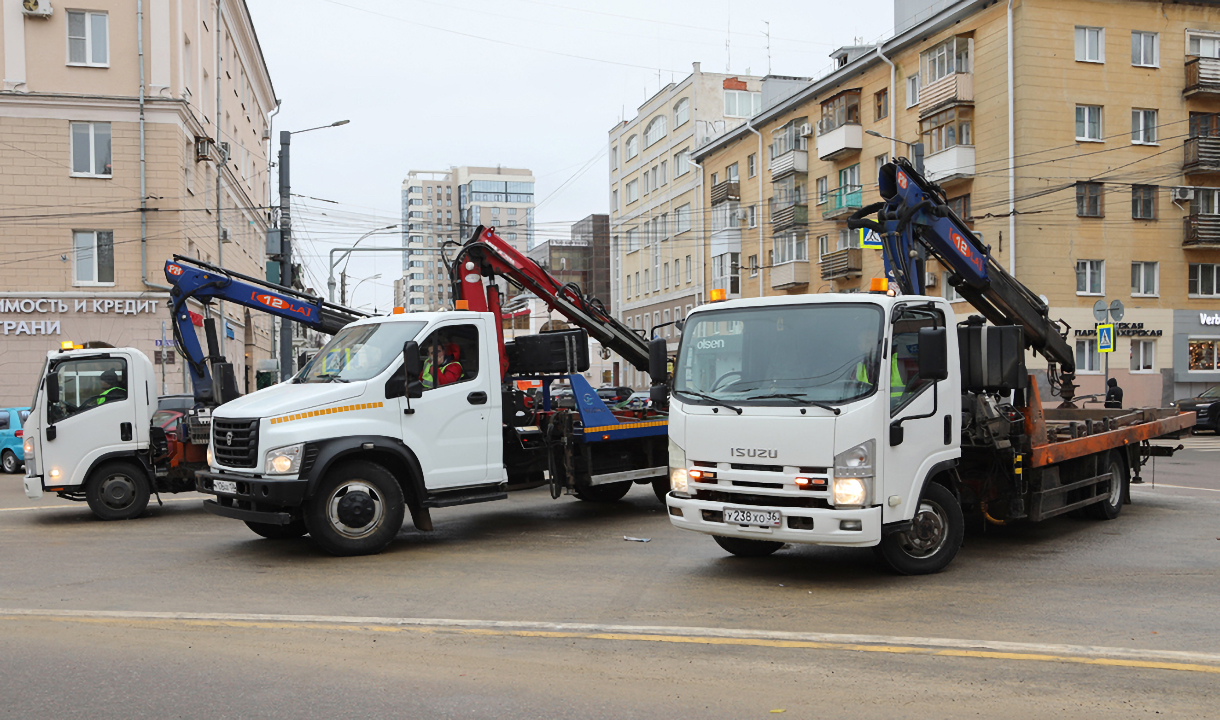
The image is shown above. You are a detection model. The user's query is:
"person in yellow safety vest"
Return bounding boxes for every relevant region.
[421,341,463,389]
[855,353,906,401]
[92,369,127,406]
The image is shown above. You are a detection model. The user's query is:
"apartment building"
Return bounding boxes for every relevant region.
[0,0,276,399]
[691,0,1220,406]
[609,62,763,387]
[397,165,535,311]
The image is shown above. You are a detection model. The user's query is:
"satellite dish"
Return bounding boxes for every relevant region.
[1092,299,1109,323]
[1109,299,1125,323]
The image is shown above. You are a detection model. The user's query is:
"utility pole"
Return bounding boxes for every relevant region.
[278,130,293,380]
[340,270,347,306]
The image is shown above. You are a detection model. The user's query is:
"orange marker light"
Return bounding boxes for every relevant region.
[455,300,470,310]
[869,278,889,293]
[392,306,406,314]
[710,288,727,302]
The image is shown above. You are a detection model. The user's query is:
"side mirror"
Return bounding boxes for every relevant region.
[403,340,424,399]
[46,374,60,404]
[650,384,668,407]
[648,337,668,384]
[917,327,949,381]
[674,318,685,333]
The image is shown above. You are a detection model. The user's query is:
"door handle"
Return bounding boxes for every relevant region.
[46,425,56,442]
[467,391,488,405]
[120,422,133,442]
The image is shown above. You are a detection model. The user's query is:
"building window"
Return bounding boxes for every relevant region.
[712,253,740,295]
[1130,339,1155,372]
[1076,182,1103,217]
[816,176,828,205]
[1076,339,1101,373]
[748,254,759,277]
[675,204,692,234]
[625,134,639,159]
[944,274,965,302]
[1189,33,1220,58]
[70,122,112,177]
[948,194,971,222]
[675,149,690,177]
[1076,105,1103,141]
[1189,263,1220,297]
[921,107,972,154]
[686,255,692,282]
[663,262,670,288]
[1075,26,1105,63]
[644,115,667,147]
[626,180,638,204]
[73,230,114,285]
[921,36,970,85]
[611,146,618,171]
[710,172,718,187]
[773,233,807,264]
[836,228,852,250]
[642,171,650,195]
[748,204,757,228]
[875,88,889,121]
[819,92,860,134]
[1189,339,1219,371]
[67,11,109,66]
[660,160,667,185]
[626,228,638,252]
[611,189,618,212]
[906,74,920,107]
[1194,188,1220,214]
[747,153,756,178]
[1132,185,1157,219]
[1131,109,1157,144]
[674,98,690,127]
[875,153,889,178]
[1131,31,1158,67]
[1076,259,1105,295]
[726,162,739,182]
[817,234,830,260]
[724,90,761,118]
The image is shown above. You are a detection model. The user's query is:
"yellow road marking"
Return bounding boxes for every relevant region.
[2,610,1218,675]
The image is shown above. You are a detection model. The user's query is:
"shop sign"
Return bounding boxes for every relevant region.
[1074,322,1162,338]
[1200,312,1220,326]
[0,297,163,336]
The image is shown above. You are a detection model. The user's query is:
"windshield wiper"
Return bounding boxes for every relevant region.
[314,373,350,383]
[677,390,742,415]
[745,393,841,415]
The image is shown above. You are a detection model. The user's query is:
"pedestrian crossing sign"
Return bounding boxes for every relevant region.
[859,228,882,249]
[1097,323,1115,353]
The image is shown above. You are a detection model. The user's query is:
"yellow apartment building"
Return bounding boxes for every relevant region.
[691,0,1220,406]
[0,0,276,400]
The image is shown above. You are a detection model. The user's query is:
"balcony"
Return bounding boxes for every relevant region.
[769,150,808,179]
[823,187,863,220]
[924,145,975,184]
[771,260,810,290]
[1185,57,1220,98]
[918,73,974,117]
[1184,136,1220,174]
[771,203,809,232]
[816,123,863,161]
[710,181,740,205]
[1184,213,1220,249]
[819,247,863,281]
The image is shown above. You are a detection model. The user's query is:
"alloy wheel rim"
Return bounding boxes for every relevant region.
[899,499,948,558]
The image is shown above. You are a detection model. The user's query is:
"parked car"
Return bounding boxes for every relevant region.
[152,409,184,431]
[157,394,194,413]
[615,392,652,412]
[596,386,633,404]
[552,387,575,410]
[1173,386,1220,433]
[0,407,30,474]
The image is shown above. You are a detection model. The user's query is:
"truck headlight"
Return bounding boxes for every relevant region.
[668,437,688,497]
[833,440,874,507]
[264,443,304,475]
[833,477,868,506]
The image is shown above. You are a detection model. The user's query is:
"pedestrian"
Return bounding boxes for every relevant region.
[1104,377,1123,409]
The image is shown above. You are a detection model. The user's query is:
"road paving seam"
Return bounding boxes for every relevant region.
[1,608,1217,675]
[0,497,201,513]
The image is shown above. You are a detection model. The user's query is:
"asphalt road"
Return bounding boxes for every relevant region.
[1,437,1218,718]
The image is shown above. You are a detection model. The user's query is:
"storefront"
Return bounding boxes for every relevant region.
[1172,309,1220,401]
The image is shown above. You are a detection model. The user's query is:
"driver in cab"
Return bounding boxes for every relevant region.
[421,340,463,389]
[91,369,127,406]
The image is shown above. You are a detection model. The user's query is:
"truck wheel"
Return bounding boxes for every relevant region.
[652,476,669,503]
[85,461,151,521]
[1086,453,1129,521]
[1,450,19,474]
[713,535,784,557]
[303,460,405,556]
[875,482,964,575]
[245,517,308,540]
[573,480,632,503]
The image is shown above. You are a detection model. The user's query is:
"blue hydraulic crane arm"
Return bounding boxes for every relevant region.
[848,158,1078,400]
[164,255,369,404]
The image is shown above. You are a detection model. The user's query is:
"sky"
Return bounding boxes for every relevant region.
[246,0,895,312]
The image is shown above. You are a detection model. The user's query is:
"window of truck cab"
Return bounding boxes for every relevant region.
[888,305,946,416]
[299,321,426,383]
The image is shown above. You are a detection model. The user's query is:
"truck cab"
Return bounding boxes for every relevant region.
[664,292,962,573]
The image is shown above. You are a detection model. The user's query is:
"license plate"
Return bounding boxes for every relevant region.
[213,479,237,494]
[723,506,781,527]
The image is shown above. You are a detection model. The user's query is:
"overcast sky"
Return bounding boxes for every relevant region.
[246,0,894,311]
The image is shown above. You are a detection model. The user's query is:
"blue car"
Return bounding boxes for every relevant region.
[0,407,30,474]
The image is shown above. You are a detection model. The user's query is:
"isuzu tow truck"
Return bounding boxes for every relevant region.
[659,159,1194,574]
[21,257,368,520]
[194,226,668,555]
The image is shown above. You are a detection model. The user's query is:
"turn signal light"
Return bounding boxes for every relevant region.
[795,476,828,490]
[869,278,889,293]
[689,469,717,480]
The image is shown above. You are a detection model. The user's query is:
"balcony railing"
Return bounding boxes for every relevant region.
[771,203,808,232]
[769,149,808,179]
[1184,213,1220,249]
[1185,57,1220,98]
[1184,136,1220,174]
[924,146,975,183]
[823,187,863,219]
[710,181,740,205]
[918,72,974,117]
[819,247,863,281]
[816,123,863,161]
[771,260,810,290]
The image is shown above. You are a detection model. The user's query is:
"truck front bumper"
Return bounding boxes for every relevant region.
[665,494,883,547]
[196,470,308,525]
[23,475,42,500]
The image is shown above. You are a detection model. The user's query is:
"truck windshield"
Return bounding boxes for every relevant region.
[674,303,884,406]
[299,321,426,383]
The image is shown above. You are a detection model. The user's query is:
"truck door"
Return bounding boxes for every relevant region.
[45,355,139,486]
[400,322,495,490]
[883,306,951,520]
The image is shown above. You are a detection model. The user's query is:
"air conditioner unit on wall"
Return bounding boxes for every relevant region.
[799,123,813,137]
[924,272,938,288]
[21,0,53,18]
[1172,187,1195,203]
[194,137,214,163]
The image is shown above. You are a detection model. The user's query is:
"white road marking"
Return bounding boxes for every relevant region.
[1132,483,1220,494]
[0,497,202,513]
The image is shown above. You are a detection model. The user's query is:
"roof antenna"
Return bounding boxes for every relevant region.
[765,21,771,75]
[725,0,731,72]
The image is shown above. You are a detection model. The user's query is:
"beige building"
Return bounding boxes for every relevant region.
[691,0,1220,407]
[0,0,276,400]
[608,63,766,388]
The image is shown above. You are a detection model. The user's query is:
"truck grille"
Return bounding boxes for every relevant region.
[212,418,259,468]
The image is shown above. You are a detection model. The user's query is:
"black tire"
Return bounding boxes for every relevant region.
[1,450,19,474]
[245,516,308,540]
[713,534,784,557]
[303,460,405,556]
[1086,453,1128,520]
[874,482,964,575]
[84,461,151,521]
[652,476,669,503]
[572,480,632,503]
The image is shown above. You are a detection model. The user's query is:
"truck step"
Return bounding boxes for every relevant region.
[423,485,508,508]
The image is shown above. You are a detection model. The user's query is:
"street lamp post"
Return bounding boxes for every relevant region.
[327,224,400,303]
[347,274,383,309]
[865,129,924,175]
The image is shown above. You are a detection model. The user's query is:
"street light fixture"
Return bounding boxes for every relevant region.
[290,119,350,135]
[348,274,383,308]
[865,129,924,174]
[328,225,401,303]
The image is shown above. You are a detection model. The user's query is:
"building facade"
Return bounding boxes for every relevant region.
[691,0,1220,406]
[527,213,611,311]
[609,63,763,388]
[0,0,276,401]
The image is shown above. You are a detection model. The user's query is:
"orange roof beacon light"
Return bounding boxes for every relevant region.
[392,306,406,314]
[455,300,470,310]
[869,278,889,294]
[60,341,75,350]
[710,288,727,302]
